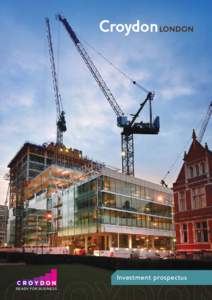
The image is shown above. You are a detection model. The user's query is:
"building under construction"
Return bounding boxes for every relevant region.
[7,142,103,246]
[7,16,169,249]
[7,143,174,251]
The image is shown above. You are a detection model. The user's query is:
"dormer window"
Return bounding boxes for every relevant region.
[188,161,206,179]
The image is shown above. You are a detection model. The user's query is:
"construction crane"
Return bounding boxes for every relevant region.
[58,15,160,176]
[46,18,67,145]
[160,100,212,188]
[198,101,212,143]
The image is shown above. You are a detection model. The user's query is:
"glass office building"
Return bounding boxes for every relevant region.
[49,168,174,252]
[23,208,51,246]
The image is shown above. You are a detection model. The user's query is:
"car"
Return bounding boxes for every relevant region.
[139,250,161,260]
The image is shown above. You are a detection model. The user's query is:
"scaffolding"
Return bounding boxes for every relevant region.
[8,142,104,246]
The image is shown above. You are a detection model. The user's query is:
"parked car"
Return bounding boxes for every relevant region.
[161,253,175,260]
[139,250,161,260]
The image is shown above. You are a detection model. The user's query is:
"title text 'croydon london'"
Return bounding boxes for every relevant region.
[99,20,194,36]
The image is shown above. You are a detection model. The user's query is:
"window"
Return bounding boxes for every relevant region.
[195,165,200,177]
[195,222,208,242]
[192,187,206,209]
[122,200,130,210]
[103,176,110,191]
[201,162,205,174]
[189,163,206,178]
[189,166,194,178]
[182,223,188,243]
[178,191,186,211]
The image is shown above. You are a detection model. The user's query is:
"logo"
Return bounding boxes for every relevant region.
[99,20,194,36]
[16,268,57,291]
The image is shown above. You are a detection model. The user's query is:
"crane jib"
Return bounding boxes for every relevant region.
[58,14,125,118]
[58,15,160,176]
[58,16,80,44]
[46,17,67,145]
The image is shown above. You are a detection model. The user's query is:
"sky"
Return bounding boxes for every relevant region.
[0,0,212,204]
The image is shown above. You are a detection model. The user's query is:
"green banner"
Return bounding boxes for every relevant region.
[111,270,212,285]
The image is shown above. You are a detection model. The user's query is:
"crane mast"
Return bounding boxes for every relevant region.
[198,101,212,143]
[46,18,67,145]
[58,15,160,176]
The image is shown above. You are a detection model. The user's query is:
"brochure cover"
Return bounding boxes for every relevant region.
[0,0,212,299]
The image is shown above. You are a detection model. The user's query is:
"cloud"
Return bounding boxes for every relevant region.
[160,85,195,101]
[0,13,212,203]
[0,90,35,112]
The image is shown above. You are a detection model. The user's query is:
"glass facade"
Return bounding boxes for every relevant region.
[52,179,98,236]
[22,171,174,249]
[51,174,173,237]
[23,208,51,246]
[99,176,172,231]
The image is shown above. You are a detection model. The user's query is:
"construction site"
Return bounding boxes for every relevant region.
[6,15,212,257]
[1,3,212,300]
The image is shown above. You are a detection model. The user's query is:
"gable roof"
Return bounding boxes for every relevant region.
[173,129,212,186]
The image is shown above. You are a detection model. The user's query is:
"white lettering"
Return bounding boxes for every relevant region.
[132,20,140,33]
[110,23,116,32]
[150,24,158,32]
[140,24,149,32]
[99,20,159,35]
[99,20,110,32]
[125,24,132,36]
[116,24,125,32]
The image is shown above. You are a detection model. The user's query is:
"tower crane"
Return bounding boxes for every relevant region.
[46,18,67,146]
[58,15,160,176]
[198,101,212,143]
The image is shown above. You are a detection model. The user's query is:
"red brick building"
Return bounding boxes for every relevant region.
[173,130,212,256]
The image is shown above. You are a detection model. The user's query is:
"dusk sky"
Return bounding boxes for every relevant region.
[1,0,212,203]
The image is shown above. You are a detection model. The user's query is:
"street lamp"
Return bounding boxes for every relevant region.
[46,212,52,220]
[157,195,163,202]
